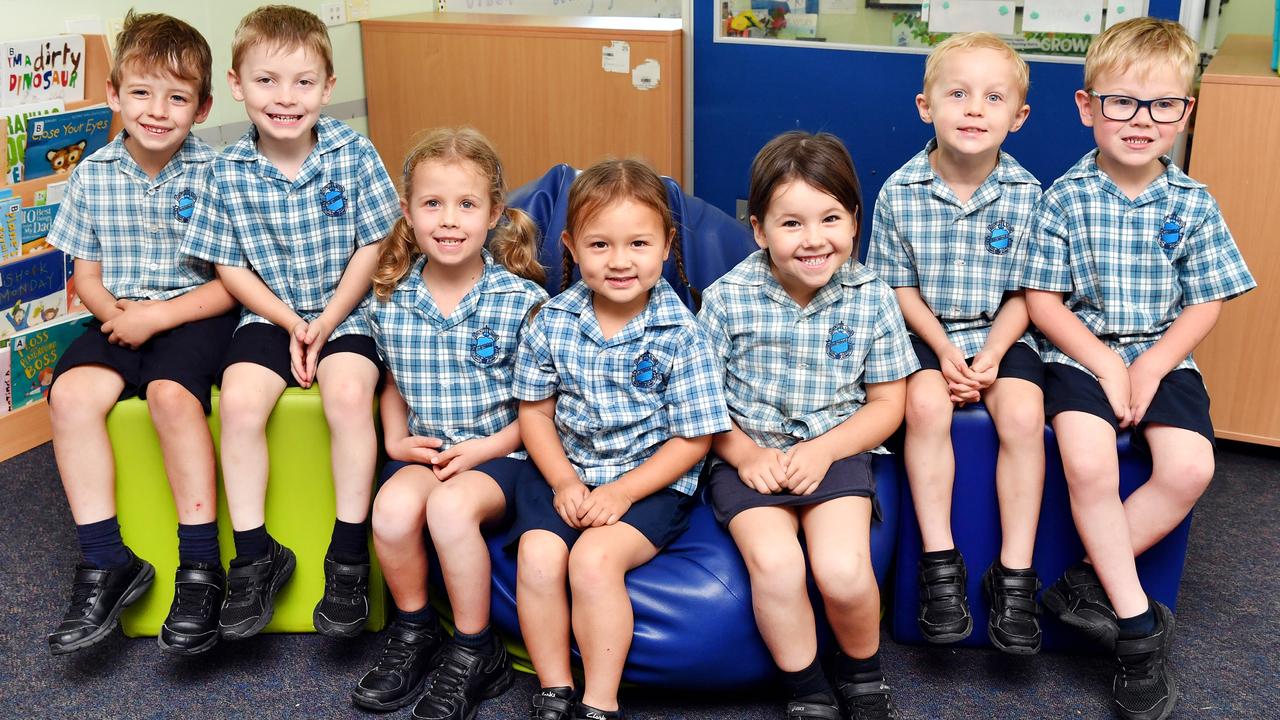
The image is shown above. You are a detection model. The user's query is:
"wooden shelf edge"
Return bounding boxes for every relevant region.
[0,399,52,462]
[1213,429,1280,448]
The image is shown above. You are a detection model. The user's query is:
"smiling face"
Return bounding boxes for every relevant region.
[917,47,1029,163]
[107,64,211,175]
[228,43,334,157]
[402,158,500,277]
[752,178,856,307]
[1076,64,1192,191]
[565,198,672,321]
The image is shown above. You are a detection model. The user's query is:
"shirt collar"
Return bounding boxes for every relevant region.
[543,277,688,329]
[89,131,214,166]
[223,114,357,163]
[727,250,876,289]
[1065,150,1205,194]
[894,139,1038,187]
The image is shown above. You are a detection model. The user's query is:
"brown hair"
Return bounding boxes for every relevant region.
[924,32,1029,103]
[561,159,698,307]
[1084,17,1198,93]
[748,131,864,256]
[232,5,334,77]
[110,9,213,105]
[373,127,544,300]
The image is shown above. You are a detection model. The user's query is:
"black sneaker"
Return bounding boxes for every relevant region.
[48,548,155,655]
[575,702,626,720]
[218,537,295,640]
[158,561,225,655]
[1043,563,1119,649]
[351,616,446,712]
[836,679,897,720]
[530,687,576,720]
[411,640,515,720]
[982,563,1042,655]
[313,554,370,638]
[1113,601,1178,720]
[917,552,972,643]
[784,700,841,720]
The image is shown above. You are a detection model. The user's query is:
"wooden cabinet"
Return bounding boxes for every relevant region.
[1189,35,1280,446]
[360,12,683,190]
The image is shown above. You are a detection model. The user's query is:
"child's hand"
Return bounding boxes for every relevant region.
[1126,357,1163,426]
[430,436,498,480]
[302,317,332,384]
[552,479,591,529]
[968,350,1000,391]
[289,319,312,387]
[737,445,788,494]
[1097,355,1133,427]
[938,344,980,405]
[783,440,834,496]
[578,483,634,527]
[102,299,163,348]
[387,434,443,464]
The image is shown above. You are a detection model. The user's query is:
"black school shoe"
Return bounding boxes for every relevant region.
[1043,562,1119,649]
[982,563,1043,655]
[157,561,226,655]
[351,615,446,712]
[784,700,841,720]
[48,548,155,655]
[917,553,972,643]
[575,702,626,720]
[313,553,371,638]
[530,687,576,720]
[836,679,898,720]
[1113,601,1178,720]
[218,537,296,640]
[411,639,515,720]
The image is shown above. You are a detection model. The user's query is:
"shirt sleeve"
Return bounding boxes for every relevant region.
[512,311,560,401]
[180,170,248,267]
[864,189,918,288]
[44,169,99,261]
[354,143,401,249]
[864,285,920,384]
[695,287,731,378]
[1178,207,1256,305]
[663,324,732,439]
[1020,191,1074,293]
[1006,185,1043,294]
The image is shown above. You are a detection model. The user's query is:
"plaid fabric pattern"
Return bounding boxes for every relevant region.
[1022,151,1256,377]
[367,251,547,457]
[180,116,400,337]
[698,250,919,454]
[47,132,217,301]
[865,140,1041,358]
[513,278,731,495]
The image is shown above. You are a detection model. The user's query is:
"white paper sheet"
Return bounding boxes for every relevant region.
[602,40,629,74]
[819,0,858,14]
[1022,0,1104,34]
[1105,0,1148,30]
[928,1,1016,35]
[632,58,660,91]
[787,13,819,38]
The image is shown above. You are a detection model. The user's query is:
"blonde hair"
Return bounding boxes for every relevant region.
[111,10,213,105]
[1084,17,1198,92]
[924,32,1029,102]
[373,127,544,300]
[561,159,699,308]
[232,5,334,77]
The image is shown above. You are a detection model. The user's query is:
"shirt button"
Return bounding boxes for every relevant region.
[149,262,159,271]
[951,307,960,314]
[955,260,966,266]
[151,226,162,236]
[798,363,808,370]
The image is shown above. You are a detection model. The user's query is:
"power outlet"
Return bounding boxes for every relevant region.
[319,2,346,27]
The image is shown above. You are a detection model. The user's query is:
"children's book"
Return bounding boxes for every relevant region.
[64,251,83,315]
[19,203,57,255]
[8,313,91,410]
[2,99,64,182]
[0,346,10,415]
[1,35,86,108]
[43,180,67,205]
[1,195,21,260]
[22,105,110,180]
[0,249,67,343]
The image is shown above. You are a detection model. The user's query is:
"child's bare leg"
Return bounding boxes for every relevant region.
[1123,425,1214,556]
[315,353,380,524]
[218,362,286,531]
[147,380,217,524]
[802,497,879,657]
[982,378,1045,568]
[49,366,126,525]
[904,370,957,551]
[570,523,660,712]
[426,471,507,634]
[1053,411,1146,618]
[727,506,815,670]
[372,465,440,612]
[517,530,573,689]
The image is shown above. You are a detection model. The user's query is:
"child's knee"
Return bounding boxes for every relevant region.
[218,385,271,431]
[321,378,374,421]
[517,533,569,589]
[994,398,1046,444]
[146,380,199,422]
[905,385,952,433]
[49,375,113,426]
[568,541,623,591]
[1152,449,1215,502]
[741,541,807,591]
[372,485,426,541]
[1061,449,1119,498]
[424,484,478,539]
[812,554,875,607]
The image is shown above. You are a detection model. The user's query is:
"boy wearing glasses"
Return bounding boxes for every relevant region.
[1023,18,1254,720]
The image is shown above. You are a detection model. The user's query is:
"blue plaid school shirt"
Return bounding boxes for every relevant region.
[512,278,732,495]
[47,132,216,301]
[367,250,548,457]
[180,116,400,337]
[1022,151,1256,377]
[698,250,919,454]
[865,139,1041,358]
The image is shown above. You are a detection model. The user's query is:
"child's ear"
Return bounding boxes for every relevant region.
[1075,89,1095,127]
[321,75,336,105]
[194,95,213,124]
[105,81,122,113]
[1010,102,1030,133]
[400,197,411,225]
[227,69,245,102]
[662,228,675,261]
[750,216,768,250]
[489,203,505,230]
[560,231,577,262]
[915,93,933,124]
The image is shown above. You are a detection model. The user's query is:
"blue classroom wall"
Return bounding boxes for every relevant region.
[692,0,1182,251]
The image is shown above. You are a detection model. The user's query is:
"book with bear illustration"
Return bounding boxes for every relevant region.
[21,104,110,180]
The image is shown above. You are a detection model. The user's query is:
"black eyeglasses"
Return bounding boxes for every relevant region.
[1089,91,1192,123]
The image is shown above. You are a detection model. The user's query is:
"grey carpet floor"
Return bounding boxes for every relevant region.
[0,442,1275,719]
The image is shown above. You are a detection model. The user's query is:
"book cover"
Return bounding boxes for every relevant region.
[0,347,10,415]
[0,249,67,343]
[22,105,111,180]
[19,203,57,255]
[1,36,86,108]
[1,196,21,260]
[8,313,91,409]
[2,99,63,182]
[43,180,67,205]
[64,250,83,314]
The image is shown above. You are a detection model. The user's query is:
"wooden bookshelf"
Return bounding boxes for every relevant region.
[0,34,116,462]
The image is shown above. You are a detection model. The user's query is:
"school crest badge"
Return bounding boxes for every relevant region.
[986,220,1013,255]
[321,181,347,217]
[471,326,499,365]
[826,322,853,360]
[1158,212,1184,249]
[631,351,659,389]
[172,188,197,223]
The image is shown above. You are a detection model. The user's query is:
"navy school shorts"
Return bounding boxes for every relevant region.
[222,321,383,386]
[910,336,1045,389]
[49,310,239,414]
[505,475,695,552]
[707,452,881,526]
[1043,362,1214,447]
[377,456,535,529]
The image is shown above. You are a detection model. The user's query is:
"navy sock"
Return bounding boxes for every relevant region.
[177,521,220,566]
[329,519,369,563]
[397,604,437,627]
[1117,604,1157,638]
[780,656,835,703]
[76,516,131,569]
[921,548,959,564]
[232,525,269,563]
[835,650,883,684]
[454,625,498,653]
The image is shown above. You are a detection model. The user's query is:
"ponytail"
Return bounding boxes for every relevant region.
[371,217,417,301]
[559,240,576,293]
[490,207,546,286]
[671,224,701,311]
